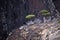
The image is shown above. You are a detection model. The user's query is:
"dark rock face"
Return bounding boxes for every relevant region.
[0,0,49,33]
[0,0,28,40]
[0,0,29,33]
[53,0,60,13]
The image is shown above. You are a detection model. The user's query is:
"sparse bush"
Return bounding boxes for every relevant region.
[40,10,50,16]
[25,14,35,19]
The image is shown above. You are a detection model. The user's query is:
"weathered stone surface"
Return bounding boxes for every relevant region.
[6,22,60,40]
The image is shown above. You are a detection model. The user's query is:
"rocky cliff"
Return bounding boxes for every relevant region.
[0,0,59,33]
[6,21,60,40]
[0,0,60,40]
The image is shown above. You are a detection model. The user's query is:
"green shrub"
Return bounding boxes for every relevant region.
[40,10,50,16]
[58,20,60,23]
[25,14,35,19]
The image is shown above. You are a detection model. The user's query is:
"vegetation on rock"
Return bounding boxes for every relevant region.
[40,10,50,16]
[25,14,35,19]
